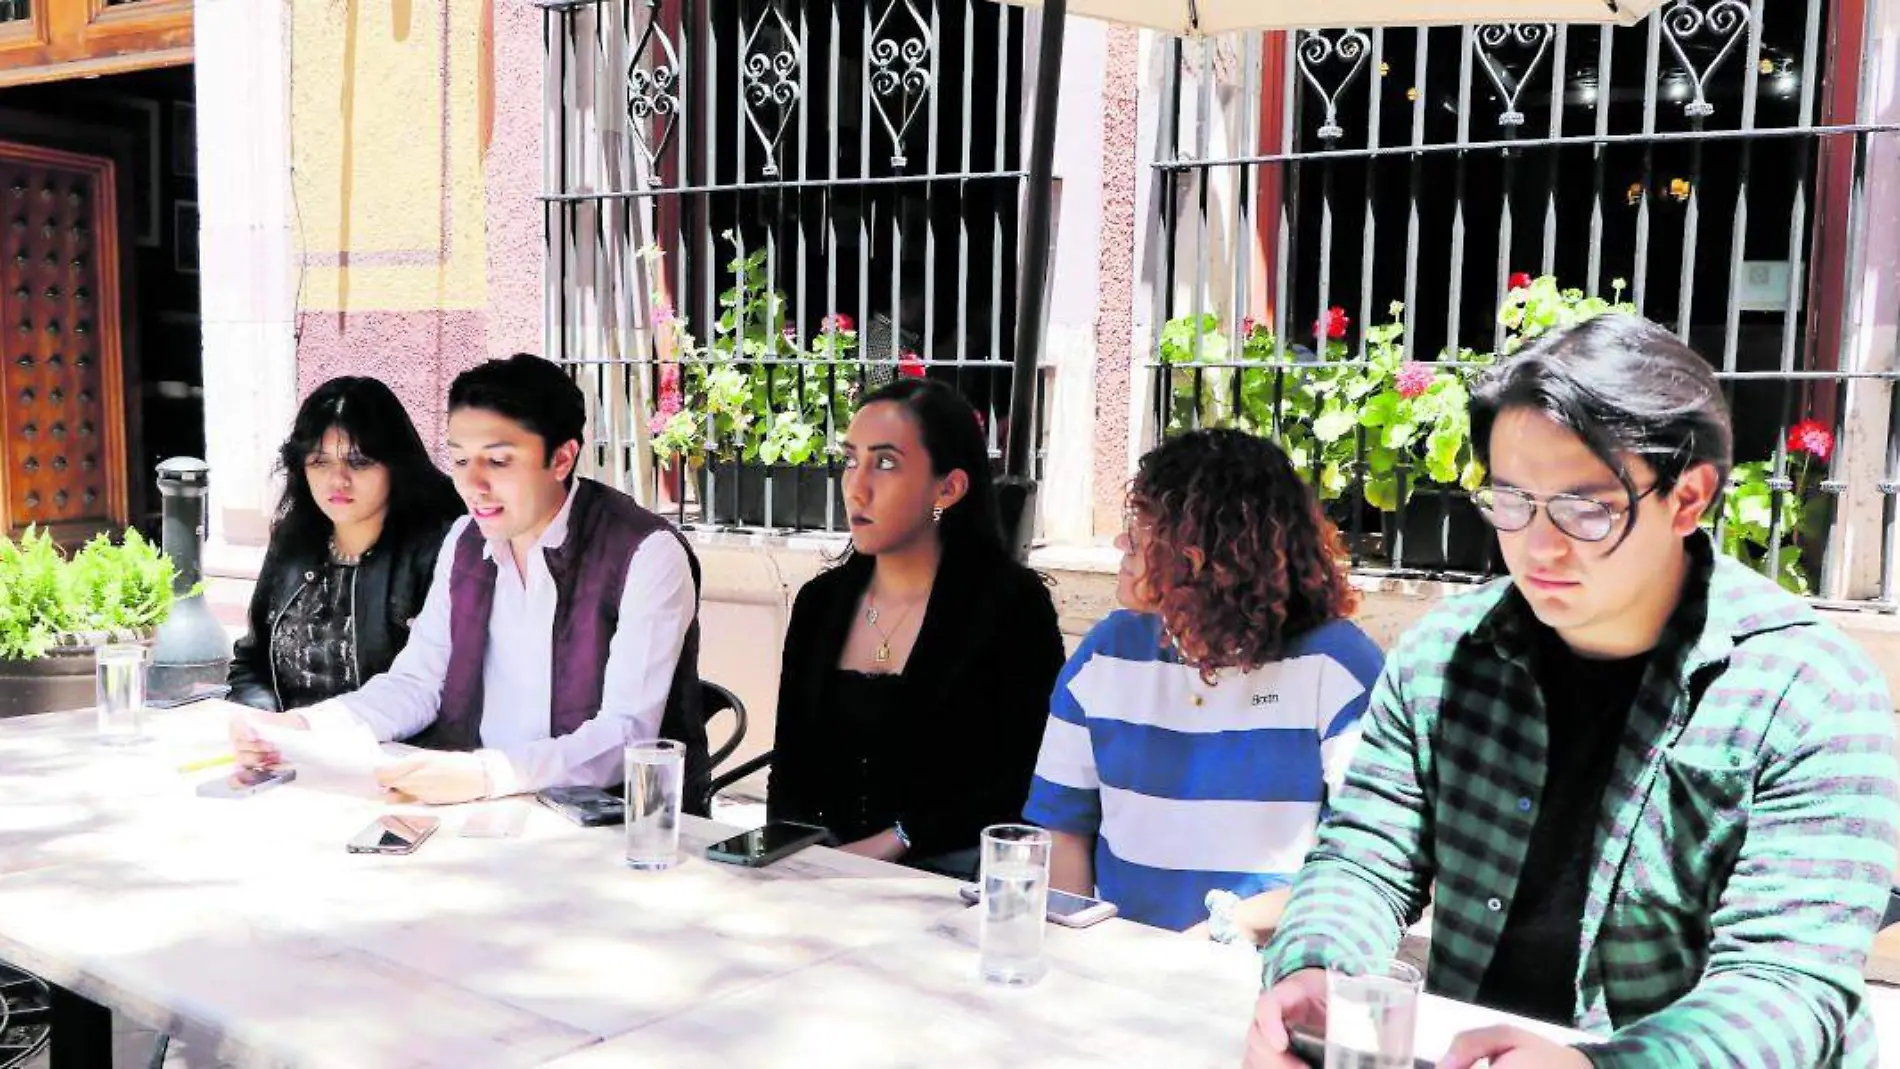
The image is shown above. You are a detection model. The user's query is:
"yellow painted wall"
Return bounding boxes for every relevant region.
[290,0,489,312]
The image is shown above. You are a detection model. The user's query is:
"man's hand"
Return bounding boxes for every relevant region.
[1438,1026,1592,1069]
[374,753,489,805]
[229,710,308,769]
[1243,968,1328,1069]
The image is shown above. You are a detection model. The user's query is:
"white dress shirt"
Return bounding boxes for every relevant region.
[301,487,698,797]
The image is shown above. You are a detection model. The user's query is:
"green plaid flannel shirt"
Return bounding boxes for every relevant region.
[1264,535,1900,1067]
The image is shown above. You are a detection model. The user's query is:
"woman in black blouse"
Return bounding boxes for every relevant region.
[767,378,1065,878]
[227,377,464,711]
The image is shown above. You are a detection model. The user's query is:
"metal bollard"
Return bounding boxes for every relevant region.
[149,457,230,700]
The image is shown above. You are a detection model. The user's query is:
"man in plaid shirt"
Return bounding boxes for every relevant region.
[1246,315,1899,1068]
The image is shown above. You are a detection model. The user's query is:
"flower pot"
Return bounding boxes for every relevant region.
[1381,488,1499,574]
[0,630,154,720]
[703,463,846,531]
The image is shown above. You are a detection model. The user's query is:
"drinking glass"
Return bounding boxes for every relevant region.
[1325,958,1423,1069]
[624,740,685,870]
[95,644,149,746]
[978,823,1051,986]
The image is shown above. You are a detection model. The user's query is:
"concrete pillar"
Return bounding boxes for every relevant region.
[1831,0,1900,601]
[194,0,298,570]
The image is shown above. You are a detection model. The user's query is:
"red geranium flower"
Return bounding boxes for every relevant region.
[1241,315,1259,337]
[1788,419,1834,463]
[898,351,926,378]
[1508,272,1533,291]
[822,313,856,334]
[1395,362,1434,400]
[1314,306,1350,341]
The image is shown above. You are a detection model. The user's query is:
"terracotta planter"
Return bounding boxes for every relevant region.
[0,631,155,720]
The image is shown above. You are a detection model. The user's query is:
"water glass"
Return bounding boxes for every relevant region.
[624,739,685,870]
[1325,958,1423,1069]
[978,823,1052,986]
[95,644,149,746]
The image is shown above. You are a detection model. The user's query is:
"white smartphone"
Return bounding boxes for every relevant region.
[459,804,528,839]
[195,766,298,800]
[958,882,1119,928]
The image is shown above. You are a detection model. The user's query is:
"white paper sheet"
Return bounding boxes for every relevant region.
[254,722,394,794]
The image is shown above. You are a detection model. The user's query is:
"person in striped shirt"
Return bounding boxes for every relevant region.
[1024,429,1383,940]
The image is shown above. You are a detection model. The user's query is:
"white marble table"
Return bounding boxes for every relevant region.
[0,702,1587,1068]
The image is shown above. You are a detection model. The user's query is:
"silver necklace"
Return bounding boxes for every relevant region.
[328,537,367,566]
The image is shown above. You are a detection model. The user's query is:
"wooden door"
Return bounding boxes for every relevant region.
[0,140,129,541]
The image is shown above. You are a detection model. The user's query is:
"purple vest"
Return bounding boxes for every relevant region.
[412,478,709,810]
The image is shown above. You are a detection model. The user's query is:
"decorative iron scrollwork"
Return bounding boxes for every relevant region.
[1473,24,1556,128]
[1661,0,1755,119]
[626,1,683,179]
[741,4,803,177]
[869,0,934,168]
[1296,30,1373,143]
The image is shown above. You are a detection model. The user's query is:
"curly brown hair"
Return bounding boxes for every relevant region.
[1127,429,1358,680]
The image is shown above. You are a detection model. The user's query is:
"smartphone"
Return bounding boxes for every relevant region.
[705,821,830,867]
[195,765,298,799]
[1287,1026,1433,1069]
[535,785,625,827]
[346,814,441,855]
[148,683,233,710]
[957,883,1120,928]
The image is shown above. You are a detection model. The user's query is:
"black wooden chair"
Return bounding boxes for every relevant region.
[699,680,773,814]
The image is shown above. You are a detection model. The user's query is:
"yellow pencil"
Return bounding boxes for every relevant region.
[177,754,236,774]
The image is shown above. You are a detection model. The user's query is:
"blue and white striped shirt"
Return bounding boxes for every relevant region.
[1024,610,1383,931]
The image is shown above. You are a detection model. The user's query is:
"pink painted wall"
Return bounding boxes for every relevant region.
[482,0,545,364]
[1091,26,1143,537]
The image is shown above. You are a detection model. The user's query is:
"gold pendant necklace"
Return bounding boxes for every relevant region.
[864,592,921,665]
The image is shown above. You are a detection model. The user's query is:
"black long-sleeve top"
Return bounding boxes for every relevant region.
[766,543,1066,861]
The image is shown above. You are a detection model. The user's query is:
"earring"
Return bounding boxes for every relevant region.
[931,505,945,523]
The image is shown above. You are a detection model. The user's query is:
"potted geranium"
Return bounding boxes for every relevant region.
[1706,418,1835,594]
[0,526,185,718]
[1155,274,1634,572]
[648,237,865,529]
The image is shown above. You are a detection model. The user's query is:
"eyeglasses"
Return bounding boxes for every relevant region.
[1472,483,1659,543]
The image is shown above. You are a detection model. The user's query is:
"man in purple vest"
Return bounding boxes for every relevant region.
[232,354,710,810]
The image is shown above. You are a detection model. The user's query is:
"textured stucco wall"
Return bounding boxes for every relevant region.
[288,0,539,439]
[1090,26,1142,538]
[481,0,544,363]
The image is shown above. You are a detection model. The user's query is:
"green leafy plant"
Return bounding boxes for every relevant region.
[648,235,871,468]
[1306,303,1489,510]
[0,527,185,661]
[1157,275,1636,512]
[1498,273,1635,354]
[1706,419,1834,594]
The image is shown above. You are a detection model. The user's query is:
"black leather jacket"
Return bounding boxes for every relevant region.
[227,520,452,711]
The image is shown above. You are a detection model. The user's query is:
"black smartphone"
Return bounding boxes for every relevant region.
[346,815,441,855]
[535,785,625,827]
[705,821,829,867]
[1287,1026,1433,1069]
[957,883,1120,928]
